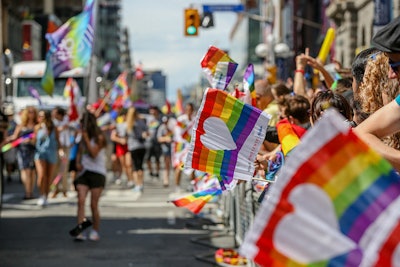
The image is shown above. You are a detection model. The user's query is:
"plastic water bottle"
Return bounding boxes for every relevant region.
[167,211,176,225]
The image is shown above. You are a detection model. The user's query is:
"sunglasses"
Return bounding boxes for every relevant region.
[389,59,400,73]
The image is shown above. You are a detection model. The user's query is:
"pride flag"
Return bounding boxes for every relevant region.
[41,0,95,96]
[276,118,307,156]
[201,46,238,90]
[110,71,129,101]
[242,63,256,106]
[185,88,269,190]
[1,133,35,153]
[240,109,400,267]
[172,187,222,214]
[63,77,81,121]
[174,89,184,116]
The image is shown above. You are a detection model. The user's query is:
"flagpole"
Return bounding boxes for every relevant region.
[83,0,98,129]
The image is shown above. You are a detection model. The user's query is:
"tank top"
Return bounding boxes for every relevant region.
[81,138,106,176]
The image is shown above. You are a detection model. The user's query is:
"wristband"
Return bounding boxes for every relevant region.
[295,69,305,74]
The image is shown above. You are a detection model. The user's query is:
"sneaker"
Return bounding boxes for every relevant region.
[88,229,100,241]
[69,218,93,237]
[132,185,143,192]
[37,196,45,206]
[126,181,135,188]
[74,233,87,241]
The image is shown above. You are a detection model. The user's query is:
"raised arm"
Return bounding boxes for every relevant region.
[354,99,400,171]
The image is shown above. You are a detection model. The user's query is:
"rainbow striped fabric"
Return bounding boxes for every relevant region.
[174,89,184,116]
[243,63,256,106]
[172,187,222,214]
[201,46,238,90]
[1,133,35,153]
[111,71,129,100]
[240,109,400,267]
[276,118,307,156]
[41,0,95,96]
[185,88,269,190]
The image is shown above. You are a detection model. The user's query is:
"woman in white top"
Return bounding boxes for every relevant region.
[73,112,107,241]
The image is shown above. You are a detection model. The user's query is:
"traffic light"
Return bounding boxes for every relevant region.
[184,8,200,36]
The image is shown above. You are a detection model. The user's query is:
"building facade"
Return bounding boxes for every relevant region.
[327,0,400,68]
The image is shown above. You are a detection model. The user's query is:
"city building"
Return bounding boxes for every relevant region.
[327,0,400,68]
[95,0,122,81]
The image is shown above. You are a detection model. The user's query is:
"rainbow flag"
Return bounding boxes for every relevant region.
[240,109,400,267]
[243,63,256,106]
[276,118,307,156]
[201,46,238,90]
[41,0,95,96]
[111,71,129,100]
[174,89,184,116]
[172,141,188,169]
[172,187,222,214]
[185,88,269,188]
[1,133,35,153]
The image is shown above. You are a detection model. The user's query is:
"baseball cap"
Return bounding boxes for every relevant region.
[371,16,400,53]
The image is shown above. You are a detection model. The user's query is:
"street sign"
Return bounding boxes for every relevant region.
[202,4,244,13]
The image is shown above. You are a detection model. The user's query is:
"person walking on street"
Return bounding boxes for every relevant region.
[110,109,134,187]
[173,103,196,192]
[33,110,60,206]
[145,105,162,179]
[73,112,107,241]
[126,107,148,192]
[157,115,173,187]
[52,107,72,197]
[7,107,38,199]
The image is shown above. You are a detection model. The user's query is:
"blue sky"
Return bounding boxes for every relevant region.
[121,0,246,101]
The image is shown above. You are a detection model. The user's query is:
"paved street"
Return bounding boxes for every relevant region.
[0,171,235,267]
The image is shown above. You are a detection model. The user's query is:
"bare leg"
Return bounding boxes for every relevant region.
[174,167,181,187]
[20,169,34,198]
[90,187,103,231]
[137,169,144,186]
[123,153,134,183]
[44,162,56,197]
[76,184,89,224]
[163,156,171,186]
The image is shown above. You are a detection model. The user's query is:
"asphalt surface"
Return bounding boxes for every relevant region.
[0,169,236,267]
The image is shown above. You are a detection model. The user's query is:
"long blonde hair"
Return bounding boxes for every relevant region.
[126,107,139,133]
[20,106,38,126]
[358,52,400,149]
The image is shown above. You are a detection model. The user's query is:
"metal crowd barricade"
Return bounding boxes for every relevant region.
[192,176,273,266]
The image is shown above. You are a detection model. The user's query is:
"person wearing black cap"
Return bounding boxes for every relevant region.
[355,16,400,171]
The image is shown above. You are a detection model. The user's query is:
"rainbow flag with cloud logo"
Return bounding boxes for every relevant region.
[240,109,400,267]
[41,0,95,96]
[171,187,222,214]
[201,46,238,90]
[185,88,269,190]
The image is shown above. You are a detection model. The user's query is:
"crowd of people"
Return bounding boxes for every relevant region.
[1,15,400,245]
[0,98,197,241]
